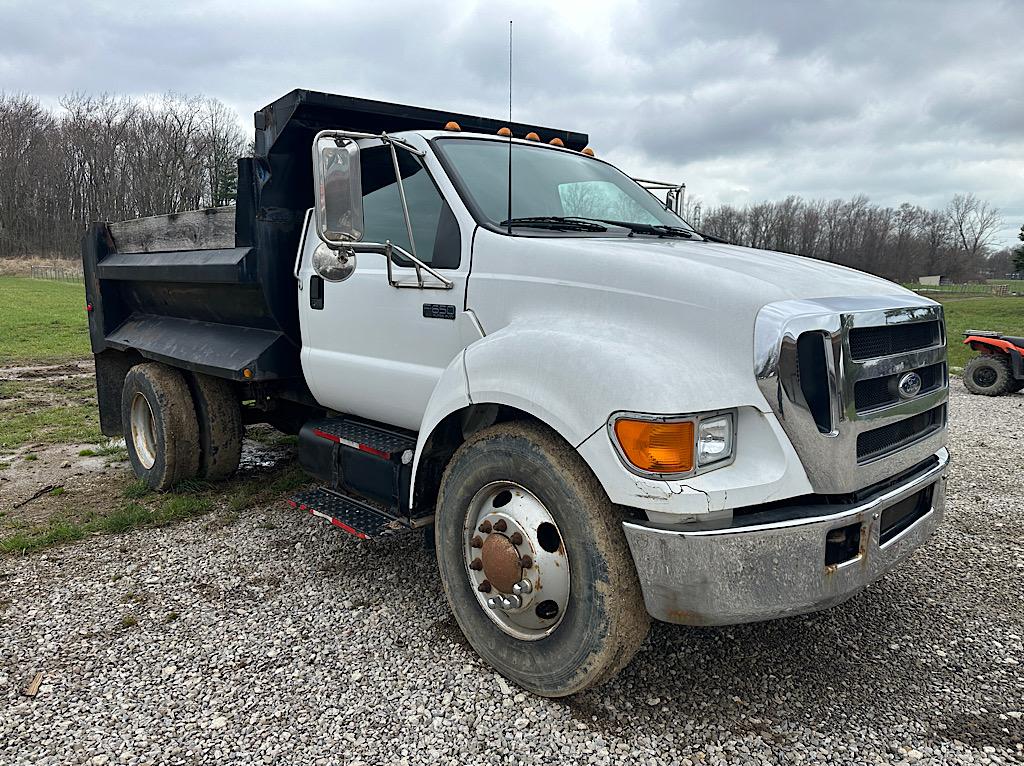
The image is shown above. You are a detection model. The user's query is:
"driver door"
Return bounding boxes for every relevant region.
[299,143,467,431]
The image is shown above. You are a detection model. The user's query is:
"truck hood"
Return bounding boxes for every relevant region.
[529,235,912,310]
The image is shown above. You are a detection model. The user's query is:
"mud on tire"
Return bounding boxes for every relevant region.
[435,421,650,697]
[188,373,242,480]
[963,354,1014,396]
[121,363,200,491]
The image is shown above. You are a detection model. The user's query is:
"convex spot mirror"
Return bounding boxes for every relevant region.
[313,134,364,245]
[312,242,356,283]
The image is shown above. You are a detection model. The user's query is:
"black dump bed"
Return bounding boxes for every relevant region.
[83,89,586,419]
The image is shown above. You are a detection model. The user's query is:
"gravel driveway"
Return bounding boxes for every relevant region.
[2,383,1022,765]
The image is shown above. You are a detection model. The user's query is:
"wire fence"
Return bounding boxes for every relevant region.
[905,282,1010,296]
[30,265,84,282]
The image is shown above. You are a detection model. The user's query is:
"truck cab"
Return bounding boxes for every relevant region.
[83,90,949,697]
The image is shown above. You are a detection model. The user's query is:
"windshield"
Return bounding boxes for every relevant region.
[434,138,695,234]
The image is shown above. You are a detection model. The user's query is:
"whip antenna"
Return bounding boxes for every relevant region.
[507,20,513,235]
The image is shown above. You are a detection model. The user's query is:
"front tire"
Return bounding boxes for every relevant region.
[121,363,200,491]
[963,354,1014,396]
[435,421,650,697]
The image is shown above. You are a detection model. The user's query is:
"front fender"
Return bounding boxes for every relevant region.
[463,318,772,446]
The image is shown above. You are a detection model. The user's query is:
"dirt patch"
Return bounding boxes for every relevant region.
[0,361,303,548]
[0,359,93,383]
[0,441,132,523]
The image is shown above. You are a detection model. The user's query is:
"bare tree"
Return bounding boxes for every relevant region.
[0,91,247,259]
[947,193,1002,259]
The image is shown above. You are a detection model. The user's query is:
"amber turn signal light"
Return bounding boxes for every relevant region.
[614,419,694,474]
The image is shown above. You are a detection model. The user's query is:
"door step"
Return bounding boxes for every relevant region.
[297,416,420,517]
[288,487,409,540]
[308,418,416,461]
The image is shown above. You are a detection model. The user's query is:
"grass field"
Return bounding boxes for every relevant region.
[932,296,1024,368]
[0,276,91,363]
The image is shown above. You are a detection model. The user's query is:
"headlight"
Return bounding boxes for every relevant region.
[610,410,736,478]
[697,414,734,466]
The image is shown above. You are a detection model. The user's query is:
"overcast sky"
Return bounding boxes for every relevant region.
[1,0,1021,245]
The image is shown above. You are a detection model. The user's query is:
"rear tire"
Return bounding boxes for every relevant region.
[435,421,650,697]
[963,355,1014,396]
[188,373,242,480]
[121,363,200,491]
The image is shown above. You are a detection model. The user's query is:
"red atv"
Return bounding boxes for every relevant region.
[962,331,1024,396]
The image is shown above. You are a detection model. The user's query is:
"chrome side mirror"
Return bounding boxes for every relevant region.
[312,242,356,282]
[313,134,364,246]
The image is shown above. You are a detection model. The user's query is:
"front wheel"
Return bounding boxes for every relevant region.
[963,354,1014,396]
[435,421,650,697]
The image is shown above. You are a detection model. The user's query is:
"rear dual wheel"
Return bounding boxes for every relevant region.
[122,363,242,490]
[435,421,650,697]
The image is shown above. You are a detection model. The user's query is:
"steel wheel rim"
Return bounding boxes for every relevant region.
[973,365,997,387]
[130,393,158,470]
[464,481,570,641]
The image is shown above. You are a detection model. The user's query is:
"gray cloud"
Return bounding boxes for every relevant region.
[1,0,1020,244]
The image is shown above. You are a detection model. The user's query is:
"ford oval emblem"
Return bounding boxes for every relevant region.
[898,371,923,399]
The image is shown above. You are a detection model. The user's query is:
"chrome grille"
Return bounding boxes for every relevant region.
[853,361,945,413]
[755,296,948,494]
[849,321,942,360]
[856,404,945,462]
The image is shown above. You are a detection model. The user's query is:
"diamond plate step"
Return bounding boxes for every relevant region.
[288,488,407,540]
[306,418,416,461]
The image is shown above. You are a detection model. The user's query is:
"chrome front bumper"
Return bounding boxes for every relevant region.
[623,449,949,626]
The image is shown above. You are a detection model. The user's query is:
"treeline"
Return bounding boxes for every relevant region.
[0,92,246,259]
[0,90,1009,283]
[686,193,1006,283]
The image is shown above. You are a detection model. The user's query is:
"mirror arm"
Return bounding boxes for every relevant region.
[350,241,454,290]
[385,134,423,286]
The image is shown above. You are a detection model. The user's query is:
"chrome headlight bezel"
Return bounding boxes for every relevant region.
[608,408,737,480]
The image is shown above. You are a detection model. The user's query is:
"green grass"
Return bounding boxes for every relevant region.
[78,442,128,460]
[936,297,1024,368]
[0,277,91,363]
[0,493,215,554]
[0,402,102,450]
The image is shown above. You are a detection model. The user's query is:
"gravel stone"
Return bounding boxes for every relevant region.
[0,383,1021,764]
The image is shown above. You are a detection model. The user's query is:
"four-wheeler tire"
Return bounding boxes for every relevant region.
[435,421,650,697]
[188,373,242,480]
[121,363,200,491]
[963,354,1014,396]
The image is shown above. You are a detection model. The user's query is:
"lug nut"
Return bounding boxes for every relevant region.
[469,557,483,571]
[512,579,533,596]
[478,520,492,534]
[486,596,501,609]
[470,536,483,549]
[520,554,533,569]
[510,531,523,545]
[477,580,492,593]
[500,594,522,610]
[493,519,508,533]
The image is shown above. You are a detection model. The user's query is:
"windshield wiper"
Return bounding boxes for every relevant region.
[499,216,610,232]
[592,220,695,238]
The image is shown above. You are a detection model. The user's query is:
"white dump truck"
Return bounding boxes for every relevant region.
[83,90,949,696]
